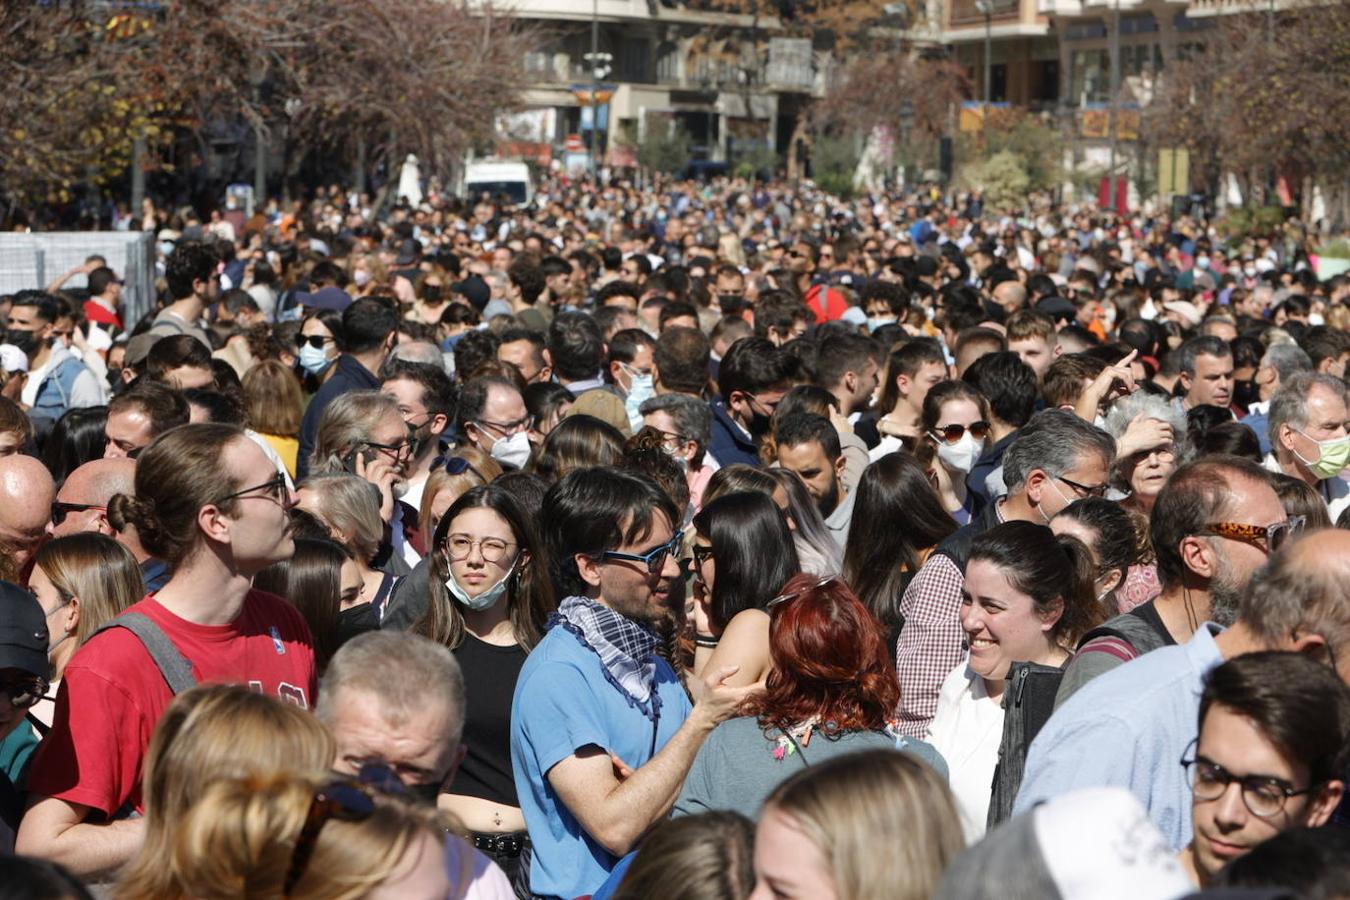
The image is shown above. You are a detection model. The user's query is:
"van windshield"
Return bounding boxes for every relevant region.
[466,181,527,205]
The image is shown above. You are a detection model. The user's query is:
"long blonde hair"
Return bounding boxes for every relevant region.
[164,771,447,900]
[35,533,141,650]
[116,684,337,900]
[762,750,965,900]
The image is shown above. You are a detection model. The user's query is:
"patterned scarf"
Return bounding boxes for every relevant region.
[551,595,663,722]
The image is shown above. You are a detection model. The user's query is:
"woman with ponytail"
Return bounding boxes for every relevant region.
[674,574,946,820]
[925,521,1105,841]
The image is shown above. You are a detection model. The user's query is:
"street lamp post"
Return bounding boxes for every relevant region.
[1106,0,1120,212]
[974,0,993,141]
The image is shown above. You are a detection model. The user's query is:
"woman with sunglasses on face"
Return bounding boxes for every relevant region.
[414,483,554,887]
[690,492,800,696]
[925,521,1104,841]
[295,308,343,393]
[917,381,991,526]
[675,575,945,821]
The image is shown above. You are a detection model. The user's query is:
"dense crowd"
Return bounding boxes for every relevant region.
[0,175,1347,899]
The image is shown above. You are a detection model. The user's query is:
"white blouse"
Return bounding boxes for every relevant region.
[925,661,1005,842]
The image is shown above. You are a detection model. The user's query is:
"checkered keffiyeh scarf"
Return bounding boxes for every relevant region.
[551,595,663,722]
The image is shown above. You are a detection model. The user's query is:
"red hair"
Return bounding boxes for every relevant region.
[756,573,901,737]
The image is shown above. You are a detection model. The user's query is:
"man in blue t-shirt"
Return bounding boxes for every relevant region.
[511,467,755,900]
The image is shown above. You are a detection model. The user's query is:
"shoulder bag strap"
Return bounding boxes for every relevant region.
[93,611,197,695]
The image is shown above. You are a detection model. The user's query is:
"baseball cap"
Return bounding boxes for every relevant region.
[395,238,423,267]
[1163,300,1203,328]
[935,788,1192,900]
[298,287,353,313]
[0,345,28,374]
[0,582,51,679]
[451,276,491,312]
[1036,295,1078,325]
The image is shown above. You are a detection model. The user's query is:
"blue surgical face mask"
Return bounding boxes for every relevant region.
[444,557,517,611]
[298,343,332,376]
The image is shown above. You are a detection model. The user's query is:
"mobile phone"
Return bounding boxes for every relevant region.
[342,446,375,474]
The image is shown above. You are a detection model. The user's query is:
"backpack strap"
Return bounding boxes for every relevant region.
[93,612,197,695]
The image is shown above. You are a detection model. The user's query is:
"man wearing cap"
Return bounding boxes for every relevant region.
[298,297,400,480]
[0,583,55,852]
[148,242,217,350]
[452,275,492,316]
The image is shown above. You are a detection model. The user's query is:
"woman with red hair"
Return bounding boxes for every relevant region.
[673,574,947,820]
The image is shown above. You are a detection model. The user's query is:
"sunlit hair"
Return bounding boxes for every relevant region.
[611,811,755,900]
[116,684,337,900]
[162,771,446,900]
[763,749,965,900]
[242,359,304,439]
[756,574,899,738]
[297,473,384,564]
[418,445,502,543]
[35,533,141,652]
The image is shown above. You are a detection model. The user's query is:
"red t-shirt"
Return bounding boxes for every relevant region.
[82,299,122,330]
[26,590,316,817]
[805,283,849,324]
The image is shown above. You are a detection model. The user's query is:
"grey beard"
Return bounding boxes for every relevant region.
[1207,570,1244,627]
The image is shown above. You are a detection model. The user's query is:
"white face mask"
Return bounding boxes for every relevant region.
[445,556,517,612]
[624,371,655,434]
[353,269,372,287]
[488,430,532,470]
[934,432,984,475]
[867,316,897,333]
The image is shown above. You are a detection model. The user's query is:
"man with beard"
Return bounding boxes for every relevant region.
[380,360,455,514]
[707,336,794,467]
[1016,528,1350,851]
[773,413,855,547]
[512,467,755,899]
[1055,456,1288,707]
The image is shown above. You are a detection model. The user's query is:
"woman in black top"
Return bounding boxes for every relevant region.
[414,483,554,891]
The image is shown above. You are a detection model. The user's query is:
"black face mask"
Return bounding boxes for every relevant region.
[422,286,444,304]
[5,328,39,356]
[718,294,746,314]
[336,602,378,646]
[1233,378,1260,410]
[748,410,773,442]
[406,780,443,806]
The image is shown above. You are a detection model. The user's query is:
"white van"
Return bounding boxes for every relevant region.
[463,160,533,206]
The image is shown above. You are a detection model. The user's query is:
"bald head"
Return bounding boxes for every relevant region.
[0,455,54,573]
[993,280,1027,314]
[52,458,135,537]
[1240,528,1350,681]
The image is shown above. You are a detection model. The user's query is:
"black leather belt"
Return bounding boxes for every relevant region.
[471,831,529,858]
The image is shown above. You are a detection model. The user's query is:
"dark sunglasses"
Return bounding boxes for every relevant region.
[51,501,106,526]
[284,763,404,895]
[431,454,483,481]
[295,334,336,350]
[0,676,49,710]
[691,544,714,568]
[931,421,990,444]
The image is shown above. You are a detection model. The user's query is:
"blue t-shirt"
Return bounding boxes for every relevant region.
[511,624,693,900]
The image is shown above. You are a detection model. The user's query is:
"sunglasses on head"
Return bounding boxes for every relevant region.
[931,421,990,444]
[51,501,106,526]
[283,762,405,896]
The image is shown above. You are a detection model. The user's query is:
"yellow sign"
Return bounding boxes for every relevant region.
[1158,148,1190,197]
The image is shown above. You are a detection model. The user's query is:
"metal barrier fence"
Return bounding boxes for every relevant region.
[0,232,157,326]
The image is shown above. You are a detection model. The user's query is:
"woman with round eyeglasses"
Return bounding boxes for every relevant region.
[689,491,800,696]
[918,380,991,526]
[414,483,554,887]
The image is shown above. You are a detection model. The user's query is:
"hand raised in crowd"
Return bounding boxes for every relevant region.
[1116,412,1174,461]
[1075,348,1138,423]
[351,451,401,524]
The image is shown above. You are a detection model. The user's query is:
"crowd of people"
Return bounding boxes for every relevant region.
[0,174,1347,899]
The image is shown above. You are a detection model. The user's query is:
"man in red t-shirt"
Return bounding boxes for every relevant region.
[17,423,316,879]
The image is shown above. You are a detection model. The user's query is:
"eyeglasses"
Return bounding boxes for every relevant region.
[691,544,714,569]
[744,392,780,415]
[475,415,533,438]
[283,764,404,896]
[767,575,837,609]
[0,676,48,710]
[295,334,336,350]
[360,438,416,462]
[214,474,289,506]
[599,531,684,575]
[1057,475,1110,499]
[1181,743,1316,819]
[444,534,517,563]
[1196,516,1304,554]
[51,501,106,526]
[931,421,990,444]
